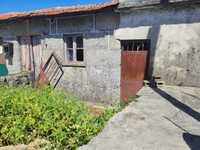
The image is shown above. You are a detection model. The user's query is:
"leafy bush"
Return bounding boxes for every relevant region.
[0,86,117,149]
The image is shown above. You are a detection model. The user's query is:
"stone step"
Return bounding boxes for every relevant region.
[155,80,165,87]
[143,80,150,86]
[143,79,165,87]
[153,76,161,80]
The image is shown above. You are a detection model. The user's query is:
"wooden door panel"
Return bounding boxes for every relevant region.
[32,36,42,77]
[19,36,32,71]
[0,54,5,64]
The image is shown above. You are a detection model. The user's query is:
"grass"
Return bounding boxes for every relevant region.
[0,85,119,150]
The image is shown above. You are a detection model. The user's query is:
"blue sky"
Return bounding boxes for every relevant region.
[0,0,110,13]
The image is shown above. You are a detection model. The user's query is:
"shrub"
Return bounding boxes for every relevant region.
[0,86,117,149]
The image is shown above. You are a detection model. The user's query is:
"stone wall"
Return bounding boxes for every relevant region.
[118,4,200,87]
[0,72,32,86]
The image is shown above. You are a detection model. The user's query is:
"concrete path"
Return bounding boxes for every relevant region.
[78,86,200,150]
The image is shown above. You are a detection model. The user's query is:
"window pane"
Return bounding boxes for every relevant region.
[66,37,73,49]
[134,41,141,51]
[0,38,3,54]
[121,40,150,51]
[68,49,73,61]
[50,19,56,34]
[76,36,83,48]
[76,49,84,62]
[64,35,84,62]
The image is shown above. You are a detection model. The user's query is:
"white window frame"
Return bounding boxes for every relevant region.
[64,34,85,66]
[48,18,57,35]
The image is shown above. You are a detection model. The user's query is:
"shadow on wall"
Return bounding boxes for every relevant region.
[146,25,160,80]
[183,133,200,150]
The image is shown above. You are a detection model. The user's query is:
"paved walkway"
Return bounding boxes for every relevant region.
[79,86,200,150]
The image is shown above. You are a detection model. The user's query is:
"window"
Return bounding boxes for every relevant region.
[64,35,84,62]
[0,38,14,65]
[0,38,4,64]
[3,42,14,65]
[49,19,57,34]
[0,37,3,54]
[121,40,150,51]
[76,36,84,61]
[66,37,73,61]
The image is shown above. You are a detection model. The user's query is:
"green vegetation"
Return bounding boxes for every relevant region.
[0,86,118,149]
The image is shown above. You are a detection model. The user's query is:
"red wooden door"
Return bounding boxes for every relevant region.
[121,51,148,101]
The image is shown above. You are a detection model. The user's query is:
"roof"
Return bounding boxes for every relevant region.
[0,1,118,21]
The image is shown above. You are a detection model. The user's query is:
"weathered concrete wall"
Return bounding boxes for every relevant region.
[58,15,93,33]
[58,32,121,104]
[0,11,121,104]
[118,0,195,8]
[55,13,120,104]
[0,18,49,74]
[119,0,160,8]
[0,21,27,37]
[42,13,120,104]
[118,4,200,87]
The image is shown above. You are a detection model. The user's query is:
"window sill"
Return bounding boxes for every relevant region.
[62,62,86,68]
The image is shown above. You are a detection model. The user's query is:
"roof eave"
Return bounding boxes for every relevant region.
[0,1,118,22]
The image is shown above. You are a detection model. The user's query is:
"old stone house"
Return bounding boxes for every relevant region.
[0,0,199,104]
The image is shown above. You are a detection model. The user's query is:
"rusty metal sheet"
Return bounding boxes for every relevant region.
[121,51,148,101]
[121,80,143,101]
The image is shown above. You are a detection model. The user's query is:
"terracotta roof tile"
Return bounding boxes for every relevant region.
[0,1,118,21]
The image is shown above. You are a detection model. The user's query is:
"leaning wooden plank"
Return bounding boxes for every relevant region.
[36,53,64,88]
